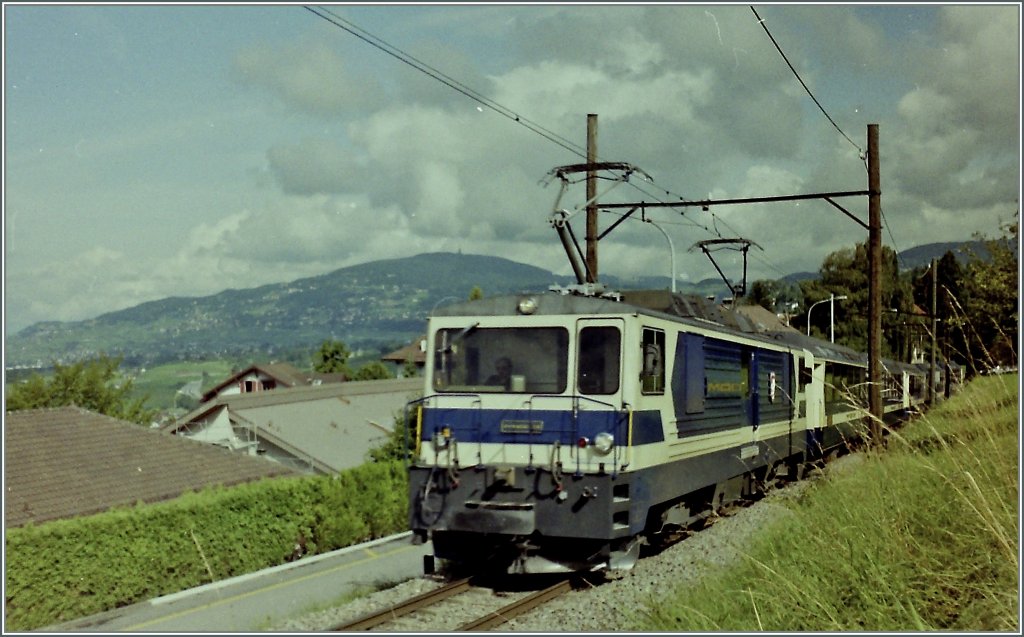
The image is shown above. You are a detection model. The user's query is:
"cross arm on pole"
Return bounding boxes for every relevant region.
[597,190,870,210]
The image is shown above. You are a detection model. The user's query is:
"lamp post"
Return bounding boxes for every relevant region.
[643,218,677,293]
[430,296,461,315]
[806,294,848,342]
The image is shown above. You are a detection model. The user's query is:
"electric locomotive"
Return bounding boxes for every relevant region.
[406,285,922,574]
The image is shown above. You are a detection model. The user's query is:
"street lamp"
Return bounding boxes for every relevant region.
[430,296,461,314]
[806,294,848,343]
[643,218,677,293]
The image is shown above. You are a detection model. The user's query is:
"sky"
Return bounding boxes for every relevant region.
[3,2,1020,335]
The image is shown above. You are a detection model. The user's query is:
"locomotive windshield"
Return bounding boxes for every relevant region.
[433,326,568,394]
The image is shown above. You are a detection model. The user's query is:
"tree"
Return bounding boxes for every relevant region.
[468,286,483,301]
[313,339,352,375]
[352,361,393,381]
[747,280,779,312]
[802,241,911,356]
[402,358,420,378]
[956,216,1019,373]
[367,406,418,463]
[909,250,966,366]
[5,354,157,425]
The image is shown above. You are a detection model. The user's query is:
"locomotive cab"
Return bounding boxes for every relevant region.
[408,294,639,574]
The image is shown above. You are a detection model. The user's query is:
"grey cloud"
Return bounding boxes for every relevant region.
[267,139,368,195]
[233,40,386,115]
[388,39,498,108]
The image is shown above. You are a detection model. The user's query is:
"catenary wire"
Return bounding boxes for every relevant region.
[305,5,761,253]
[304,5,588,159]
[598,209,792,282]
[306,4,847,287]
[750,5,864,157]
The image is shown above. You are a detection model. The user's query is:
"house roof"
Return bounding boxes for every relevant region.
[170,378,424,474]
[3,406,297,528]
[201,362,346,402]
[381,336,427,365]
[732,303,801,334]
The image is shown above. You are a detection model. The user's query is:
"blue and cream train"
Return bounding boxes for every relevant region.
[406,287,960,574]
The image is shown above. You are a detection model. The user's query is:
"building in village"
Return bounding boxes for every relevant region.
[380,335,428,377]
[199,362,347,404]
[166,378,423,474]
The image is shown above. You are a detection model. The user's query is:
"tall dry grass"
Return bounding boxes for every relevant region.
[638,373,1019,632]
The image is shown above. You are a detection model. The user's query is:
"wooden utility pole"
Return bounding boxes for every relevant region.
[867,124,883,447]
[586,114,598,283]
[929,257,938,405]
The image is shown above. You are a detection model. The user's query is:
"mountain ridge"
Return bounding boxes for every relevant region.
[5,241,989,368]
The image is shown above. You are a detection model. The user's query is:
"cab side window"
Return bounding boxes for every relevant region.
[641,328,665,394]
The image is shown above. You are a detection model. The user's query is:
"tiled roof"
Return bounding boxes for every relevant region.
[731,304,801,334]
[4,406,297,528]
[201,363,346,402]
[381,336,427,364]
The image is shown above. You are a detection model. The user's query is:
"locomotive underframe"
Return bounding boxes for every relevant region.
[410,429,809,574]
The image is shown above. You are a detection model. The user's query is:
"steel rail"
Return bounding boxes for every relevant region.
[455,578,573,631]
[330,577,473,631]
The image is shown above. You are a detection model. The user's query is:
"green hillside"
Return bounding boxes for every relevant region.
[6,241,989,369]
[5,253,570,368]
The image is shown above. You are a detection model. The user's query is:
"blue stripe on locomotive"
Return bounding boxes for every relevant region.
[421,408,665,446]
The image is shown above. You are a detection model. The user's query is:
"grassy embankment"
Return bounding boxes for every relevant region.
[637,373,1019,632]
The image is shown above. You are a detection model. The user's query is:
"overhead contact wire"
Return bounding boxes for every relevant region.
[308,4,795,282]
[750,5,863,156]
[305,5,587,159]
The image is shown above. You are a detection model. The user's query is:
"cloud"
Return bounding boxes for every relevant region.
[5,5,1018,334]
[888,5,1019,212]
[233,39,386,115]
[267,138,363,195]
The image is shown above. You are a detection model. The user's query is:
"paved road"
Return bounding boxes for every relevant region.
[41,532,433,632]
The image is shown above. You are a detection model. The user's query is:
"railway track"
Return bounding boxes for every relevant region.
[330,576,573,632]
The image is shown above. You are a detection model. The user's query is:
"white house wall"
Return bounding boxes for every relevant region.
[215,371,276,398]
[186,406,237,446]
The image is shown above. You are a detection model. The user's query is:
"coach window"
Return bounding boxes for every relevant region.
[641,328,665,394]
[578,326,621,395]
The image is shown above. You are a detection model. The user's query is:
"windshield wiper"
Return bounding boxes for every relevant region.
[437,322,480,353]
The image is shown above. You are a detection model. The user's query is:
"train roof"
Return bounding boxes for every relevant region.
[431,287,870,365]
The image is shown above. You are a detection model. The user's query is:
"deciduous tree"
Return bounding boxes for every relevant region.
[352,361,393,381]
[313,339,352,375]
[957,217,1019,372]
[802,241,911,356]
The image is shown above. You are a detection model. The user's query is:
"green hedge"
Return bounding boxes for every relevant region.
[4,460,409,632]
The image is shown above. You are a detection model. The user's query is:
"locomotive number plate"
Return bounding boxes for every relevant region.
[500,419,544,434]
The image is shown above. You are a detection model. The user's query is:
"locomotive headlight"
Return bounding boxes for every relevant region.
[432,427,451,451]
[517,297,538,315]
[593,432,615,454]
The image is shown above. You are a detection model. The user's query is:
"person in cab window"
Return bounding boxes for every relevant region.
[486,357,513,389]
